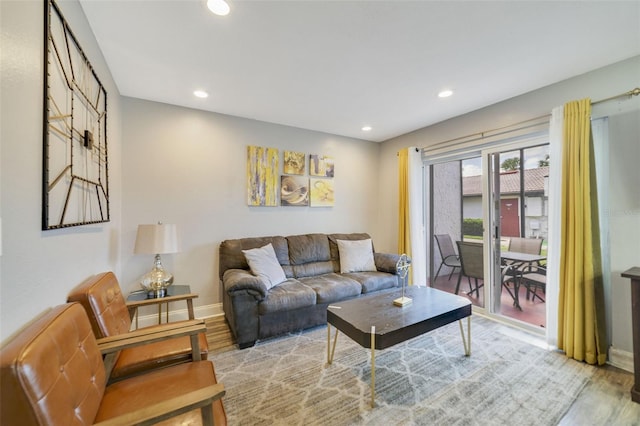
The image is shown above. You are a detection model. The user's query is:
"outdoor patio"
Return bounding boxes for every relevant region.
[430,272,546,329]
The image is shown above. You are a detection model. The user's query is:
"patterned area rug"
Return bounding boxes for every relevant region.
[211,316,594,425]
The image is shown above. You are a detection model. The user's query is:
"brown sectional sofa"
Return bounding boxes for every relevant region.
[219,232,403,348]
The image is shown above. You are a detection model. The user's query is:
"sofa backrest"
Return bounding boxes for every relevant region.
[0,303,106,426]
[218,232,373,280]
[328,232,372,272]
[219,236,291,280]
[286,234,333,278]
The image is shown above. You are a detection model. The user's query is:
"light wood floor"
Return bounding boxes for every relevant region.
[204,316,640,425]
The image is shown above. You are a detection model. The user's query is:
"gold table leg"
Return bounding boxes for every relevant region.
[458,316,471,356]
[327,324,338,364]
[371,325,376,408]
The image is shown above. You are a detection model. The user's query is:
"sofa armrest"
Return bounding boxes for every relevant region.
[374,252,411,274]
[223,269,267,299]
[94,383,226,426]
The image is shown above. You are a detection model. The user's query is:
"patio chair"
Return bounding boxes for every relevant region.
[67,271,209,382]
[501,262,522,310]
[521,265,547,303]
[455,241,484,297]
[0,303,225,425]
[507,237,543,255]
[434,234,461,281]
[503,238,544,308]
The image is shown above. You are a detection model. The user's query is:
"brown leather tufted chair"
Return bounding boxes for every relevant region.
[67,271,209,381]
[0,303,225,425]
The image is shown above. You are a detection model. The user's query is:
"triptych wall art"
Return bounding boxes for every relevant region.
[247,146,334,207]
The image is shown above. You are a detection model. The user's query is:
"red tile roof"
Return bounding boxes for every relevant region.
[463,166,548,196]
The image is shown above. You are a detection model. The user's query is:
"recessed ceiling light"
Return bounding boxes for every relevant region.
[193,90,209,98]
[438,89,453,98]
[362,126,372,132]
[207,0,230,16]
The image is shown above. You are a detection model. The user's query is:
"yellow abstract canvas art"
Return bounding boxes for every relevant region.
[310,178,334,207]
[283,151,305,175]
[247,145,279,206]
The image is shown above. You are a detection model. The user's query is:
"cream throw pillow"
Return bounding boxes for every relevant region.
[337,238,377,273]
[242,243,287,289]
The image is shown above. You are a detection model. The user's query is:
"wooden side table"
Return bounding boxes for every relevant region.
[126,285,198,329]
[621,267,640,403]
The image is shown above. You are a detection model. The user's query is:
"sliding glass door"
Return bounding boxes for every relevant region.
[485,143,549,330]
[428,138,550,333]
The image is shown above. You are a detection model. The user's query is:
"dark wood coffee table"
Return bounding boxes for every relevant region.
[326,286,472,407]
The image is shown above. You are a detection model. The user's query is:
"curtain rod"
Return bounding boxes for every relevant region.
[420,87,640,151]
[591,87,640,106]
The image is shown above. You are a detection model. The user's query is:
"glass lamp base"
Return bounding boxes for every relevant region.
[139,254,174,297]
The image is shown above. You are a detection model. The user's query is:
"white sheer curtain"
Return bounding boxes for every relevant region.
[546,106,563,348]
[591,117,611,345]
[408,147,426,286]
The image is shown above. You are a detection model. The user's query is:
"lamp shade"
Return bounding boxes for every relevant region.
[134,224,178,255]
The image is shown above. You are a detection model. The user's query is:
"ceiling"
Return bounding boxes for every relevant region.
[79,0,640,142]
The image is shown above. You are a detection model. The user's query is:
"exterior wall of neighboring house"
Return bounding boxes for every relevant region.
[431,162,461,277]
[464,196,482,219]
[524,194,548,239]
[462,167,549,239]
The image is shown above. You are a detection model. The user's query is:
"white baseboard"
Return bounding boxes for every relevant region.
[608,346,634,373]
[133,303,224,329]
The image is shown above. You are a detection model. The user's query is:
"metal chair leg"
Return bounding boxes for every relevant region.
[455,272,463,295]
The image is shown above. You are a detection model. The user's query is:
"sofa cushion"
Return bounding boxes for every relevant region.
[299,273,363,304]
[328,233,372,272]
[287,234,330,264]
[219,236,292,279]
[242,243,287,289]
[337,238,376,273]
[258,280,316,315]
[343,271,399,293]
[287,234,334,278]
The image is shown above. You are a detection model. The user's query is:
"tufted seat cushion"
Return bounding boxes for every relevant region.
[67,271,209,380]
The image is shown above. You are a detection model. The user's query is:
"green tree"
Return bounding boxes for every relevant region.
[538,154,550,167]
[501,157,520,171]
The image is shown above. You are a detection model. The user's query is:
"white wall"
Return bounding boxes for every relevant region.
[378,56,640,355]
[605,107,640,361]
[0,0,122,342]
[120,97,382,311]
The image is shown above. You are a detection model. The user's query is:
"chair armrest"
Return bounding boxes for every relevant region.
[126,293,199,310]
[96,320,206,354]
[93,383,225,426]
[97,320,206,378]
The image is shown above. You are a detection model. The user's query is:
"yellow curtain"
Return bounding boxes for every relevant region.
[558,98,607,365]
[398,148,411,259]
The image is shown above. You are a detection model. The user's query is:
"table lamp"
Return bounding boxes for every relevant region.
[134,223,178,297]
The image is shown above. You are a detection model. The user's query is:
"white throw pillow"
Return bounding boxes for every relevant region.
[337,239,377,273]
[242,243,287,289]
